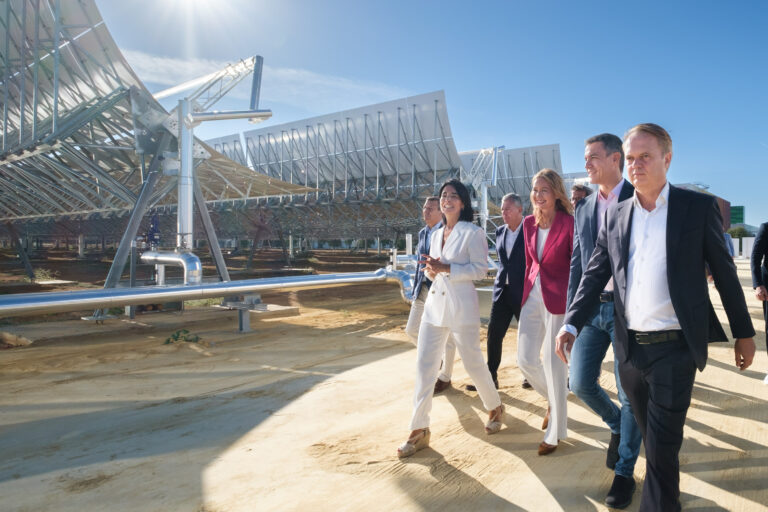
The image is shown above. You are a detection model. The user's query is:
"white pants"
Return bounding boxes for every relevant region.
[405,287,456,382]
[517,280,568,445]
[409,321,501,430]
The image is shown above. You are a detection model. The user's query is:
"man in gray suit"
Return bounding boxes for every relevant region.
[564,133,641,509]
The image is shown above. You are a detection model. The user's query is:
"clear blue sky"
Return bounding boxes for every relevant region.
[98,0,768,226]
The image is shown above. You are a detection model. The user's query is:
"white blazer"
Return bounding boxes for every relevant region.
[422,220,488,327]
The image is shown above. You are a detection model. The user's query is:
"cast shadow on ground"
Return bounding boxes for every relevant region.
[430,388,619,510]
[0,320,412,510]
[396,448,526,511]
[598,350,768,509]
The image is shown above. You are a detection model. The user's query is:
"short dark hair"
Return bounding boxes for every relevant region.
[571,184,593,196]
[425,196,439,204]
[585,133,624,172]
[438,179,474,223]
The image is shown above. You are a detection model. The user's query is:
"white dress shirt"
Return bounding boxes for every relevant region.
[625,182,681,332]
[560,181,680,339]
[505,222,522,258]
[504,222,522,284]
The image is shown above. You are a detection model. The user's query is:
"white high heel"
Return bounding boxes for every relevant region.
[485,405,505,434]
[397,428,430,458]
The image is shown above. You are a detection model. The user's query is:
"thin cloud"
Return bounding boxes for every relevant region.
[121,49,412,115]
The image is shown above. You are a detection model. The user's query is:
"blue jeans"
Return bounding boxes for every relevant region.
[569,301,642,478]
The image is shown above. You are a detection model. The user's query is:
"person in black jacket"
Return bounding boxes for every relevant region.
[557,123,755,511]
[751,222,768,357]
[466,193,526,391]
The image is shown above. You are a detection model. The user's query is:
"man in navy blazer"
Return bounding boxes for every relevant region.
[405,196,456,393]
[751,222,768,359]
[466,193,525,391]
[558,124,755,512]
[565,133,642,508]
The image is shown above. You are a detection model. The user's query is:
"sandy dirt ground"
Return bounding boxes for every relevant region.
[1,261,767,511]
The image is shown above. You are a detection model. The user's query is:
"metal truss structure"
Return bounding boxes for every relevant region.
[459,144,562,212]
[208,91,463,240]
[208,94,562,242]
[0,0,308,280]
[1,0,563,257]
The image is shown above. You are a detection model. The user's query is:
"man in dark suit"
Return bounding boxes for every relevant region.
[405,196,456,393]
[466,193,525,392]
[565,133,641,509]
[557,123,755,512]
[570,183,593,209]
[751,222,768,360]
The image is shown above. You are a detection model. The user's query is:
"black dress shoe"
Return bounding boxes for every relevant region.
[433,379,451,394]
[465,378,498,392]
[606,432,621,470]
[605,474,635,509]
[522,378,532,389]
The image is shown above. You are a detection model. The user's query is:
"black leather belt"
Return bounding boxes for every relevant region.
[599,292,614,303]
[629,330,683,345]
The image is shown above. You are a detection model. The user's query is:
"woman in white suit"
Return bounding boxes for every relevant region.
[397,179,504,458]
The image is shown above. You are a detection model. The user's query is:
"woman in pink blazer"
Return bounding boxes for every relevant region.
[517,168,574,455]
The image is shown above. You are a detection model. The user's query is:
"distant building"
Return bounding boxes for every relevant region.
[674,183,731,232]
[730,205,745,225]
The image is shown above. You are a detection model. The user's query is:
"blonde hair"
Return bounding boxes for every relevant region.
[624,123,672,155]
[531,168,573,226]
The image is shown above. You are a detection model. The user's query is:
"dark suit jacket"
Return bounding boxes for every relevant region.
[751,222,768,289]
[567,180,634,310]
[413,222,441,298]
[565,185,754,371]
[493,222,526,304]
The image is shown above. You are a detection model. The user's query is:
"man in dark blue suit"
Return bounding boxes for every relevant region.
[466,193,525,391]
[751,221,768,364]
[405,196,456,393]
[564,133,641,509]
[558,124,755,512]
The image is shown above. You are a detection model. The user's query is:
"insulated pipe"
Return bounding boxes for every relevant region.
[139,250,202,285]
[0,268,416,318]
[384,267,414,303]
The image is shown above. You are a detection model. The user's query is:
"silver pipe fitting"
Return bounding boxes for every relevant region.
[140,250,202,285]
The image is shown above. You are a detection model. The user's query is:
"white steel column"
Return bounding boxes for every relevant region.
[177,98,195,250]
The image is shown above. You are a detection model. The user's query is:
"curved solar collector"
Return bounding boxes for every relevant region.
[0,0,307,225]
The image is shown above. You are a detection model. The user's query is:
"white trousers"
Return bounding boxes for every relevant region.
[409,321,501,431]
[517,280,568,445]
[405,287,456,382]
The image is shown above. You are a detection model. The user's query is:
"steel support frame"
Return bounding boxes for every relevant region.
[5,221,35,280]
[244,98,456,206]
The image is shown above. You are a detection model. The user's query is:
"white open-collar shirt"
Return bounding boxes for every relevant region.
[625,181,681,331]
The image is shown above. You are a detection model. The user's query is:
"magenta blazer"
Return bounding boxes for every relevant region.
[521,210,574,314]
